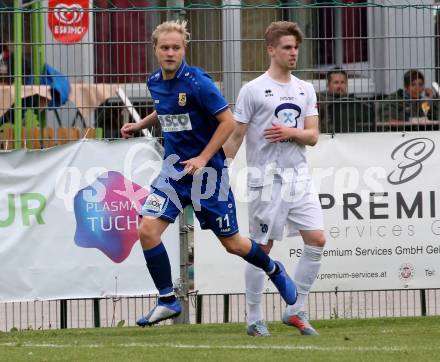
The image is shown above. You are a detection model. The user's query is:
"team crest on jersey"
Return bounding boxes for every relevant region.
[178,93,187,106]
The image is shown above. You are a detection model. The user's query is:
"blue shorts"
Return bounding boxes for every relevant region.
[140,174,239,237]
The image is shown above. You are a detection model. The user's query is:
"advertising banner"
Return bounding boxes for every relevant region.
[195,132,440,293]
[48,0,89,43]
[0,139,180,302]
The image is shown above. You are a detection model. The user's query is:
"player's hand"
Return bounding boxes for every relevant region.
[264,123,295,143]
[424,88,434,98]
[180,156,208,175]
[120,122,140,138]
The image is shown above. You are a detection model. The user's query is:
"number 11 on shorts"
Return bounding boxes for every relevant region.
[216,214,230,229]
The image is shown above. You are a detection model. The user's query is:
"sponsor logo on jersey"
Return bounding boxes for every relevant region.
[280,96,295,101]
[158,113,193,132]
[143,194,166,213]
[178,93,187,106]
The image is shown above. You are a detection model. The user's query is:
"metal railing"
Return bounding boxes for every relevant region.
[2,2,440,138]
[2,288,440,331]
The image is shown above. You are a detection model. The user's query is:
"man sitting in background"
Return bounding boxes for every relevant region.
[326,68,348,97]
[379,69,439,124]
[0,45,70,126]
[318,68,374,133]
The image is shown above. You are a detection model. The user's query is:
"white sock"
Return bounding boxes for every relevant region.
[287,244,323,315]
[245,263,266,325]
[288,293,308,314]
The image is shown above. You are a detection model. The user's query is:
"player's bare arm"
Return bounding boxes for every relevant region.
[120,111,159,138]
[180,108,235,175]
[263,115,319,146]
[223,121,248,159]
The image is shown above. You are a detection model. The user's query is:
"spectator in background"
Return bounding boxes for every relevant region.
[0,46,9,81]
[326,68,348,97]
[317,68,347,132]
[0,44,34,85]
[379,69,439,123]
[0,44,36,125]
[317,67,374,133]
[0,44,70,125]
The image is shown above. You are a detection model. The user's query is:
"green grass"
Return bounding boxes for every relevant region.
[1,317,440,361]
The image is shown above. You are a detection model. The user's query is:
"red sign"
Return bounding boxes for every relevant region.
[48,0,89,43]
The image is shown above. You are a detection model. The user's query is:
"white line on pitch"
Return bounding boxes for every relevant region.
[1,342,440,352]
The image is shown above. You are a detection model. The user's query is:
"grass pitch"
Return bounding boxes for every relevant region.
[1,316,439,361]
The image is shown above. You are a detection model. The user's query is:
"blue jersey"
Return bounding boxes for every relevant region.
[142,61,238,236]
[148,61,229,173]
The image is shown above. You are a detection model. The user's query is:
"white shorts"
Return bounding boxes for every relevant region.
[248,180,324,245]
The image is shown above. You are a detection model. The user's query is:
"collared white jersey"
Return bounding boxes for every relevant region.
[234,72,318,186]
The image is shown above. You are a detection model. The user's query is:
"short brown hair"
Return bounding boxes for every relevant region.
[403,69,424,87]
[264,21,304,47]
[152,20,190,47]
[327,67,348,84]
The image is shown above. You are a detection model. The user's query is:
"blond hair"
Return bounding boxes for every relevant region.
[264,21,303,47]
[152,20,190,47]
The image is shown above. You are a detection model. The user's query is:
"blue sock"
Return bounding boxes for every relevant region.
[242,239,276,274]
[143,242,174,297]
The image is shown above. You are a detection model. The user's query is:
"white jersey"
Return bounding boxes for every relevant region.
[234,72,318,186]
